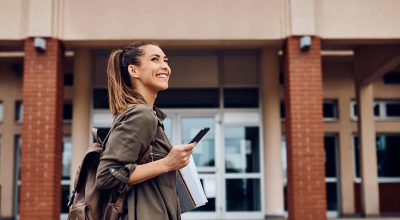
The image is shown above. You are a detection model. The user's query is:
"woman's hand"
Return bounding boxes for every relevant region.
[161,143,196,172]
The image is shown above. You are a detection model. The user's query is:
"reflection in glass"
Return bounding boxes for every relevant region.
[354,134,400,178]
[61,185,71,213]
[62,136,72,179]
[326,182,338,211]
[163,117,173,141]
[0,101,3,122]
[224,127,259,173]
[226,179,261,211]
[181,117,215,167]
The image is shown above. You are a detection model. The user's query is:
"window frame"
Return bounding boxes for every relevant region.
[0,100,4,123]
[352,133,400,183]
[350,100,400,121]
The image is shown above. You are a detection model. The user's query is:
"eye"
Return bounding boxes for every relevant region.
[151,57,159,62]
[164,59,169,64]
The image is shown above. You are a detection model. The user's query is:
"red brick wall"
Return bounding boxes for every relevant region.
[284,36,327,220]
[20,38,64,220]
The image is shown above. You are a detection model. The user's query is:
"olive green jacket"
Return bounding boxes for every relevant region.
[96,104,180,220]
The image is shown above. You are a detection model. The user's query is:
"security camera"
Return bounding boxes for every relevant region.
[33,37,46,53]
[299,36,311,52]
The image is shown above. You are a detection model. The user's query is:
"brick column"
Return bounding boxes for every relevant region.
[283,36,327,220]
[20,38,64,220]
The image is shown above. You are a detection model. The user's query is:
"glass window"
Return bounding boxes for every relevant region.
[354,134,400,178]
[15,101,23,123]
[377,135,400,177]
[14,135,22,215]
[181,117,215,167]
[224,88,259,108]
[64,73,74,86]
[0,101,3,123]
[156,88,219,108]
[61,185,71,213]
[323,100,338,119]
[163,117,173,141]
[385,102,400,117]
[279,72,284,85]
[326,182,338,211]
[351,101,380,118]
[226,179,261,211]
[280,101,285,119]
[280,99,338,120]
[224,126,260,173]
[282,135,339,211]
[383,71,400,85]
[93,88,108,109]
[325,135,338,178]
[64,102,73,121]
[62,136,72,180]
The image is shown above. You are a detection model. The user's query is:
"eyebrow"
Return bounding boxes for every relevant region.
[150,54,168,59]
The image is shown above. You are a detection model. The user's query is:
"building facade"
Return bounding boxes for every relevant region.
[0,0,400,219]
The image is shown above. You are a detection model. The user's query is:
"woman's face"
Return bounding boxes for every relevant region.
[130,44,171,93]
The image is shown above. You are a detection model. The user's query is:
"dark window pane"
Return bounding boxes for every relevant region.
[353,103,358,117]
[61,185,71,213]
[354,136,360,178]
[374,103,380,116]
[226,179,261,211]
[279,72,284,85]
[225,127,260,173]
[93,88,109,109]
[63,102,73,120]
[325,136,337,178]
[383,71,400,84]
[377,135,400,177]
[156,88,219,108]
[386,103,400,117]
[64,73,74,86]
[326,182,338,211]
[323,101,337,119]
[224,88,259,108]
[15,101,23,122]
[280,102,285,119]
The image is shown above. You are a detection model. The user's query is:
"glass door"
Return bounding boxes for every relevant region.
[163,110,264,219]
[163,111,221,219]
[222,111,264,219]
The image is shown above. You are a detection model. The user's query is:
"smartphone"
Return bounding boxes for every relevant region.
[188,127,210,144]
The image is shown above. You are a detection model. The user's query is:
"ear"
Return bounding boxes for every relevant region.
[128,64,140,78]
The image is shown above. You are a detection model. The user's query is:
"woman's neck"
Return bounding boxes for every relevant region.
[136,86,157,109]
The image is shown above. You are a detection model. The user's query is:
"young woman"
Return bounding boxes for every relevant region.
[96,42,195,220]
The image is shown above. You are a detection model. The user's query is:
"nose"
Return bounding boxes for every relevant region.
[160,61,169,70]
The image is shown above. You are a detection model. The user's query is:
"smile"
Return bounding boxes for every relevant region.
[156,73,168,79]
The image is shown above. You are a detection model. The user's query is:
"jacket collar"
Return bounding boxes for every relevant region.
[153,106,167,121]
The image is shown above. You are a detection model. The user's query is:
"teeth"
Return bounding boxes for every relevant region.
[157,74,167,78]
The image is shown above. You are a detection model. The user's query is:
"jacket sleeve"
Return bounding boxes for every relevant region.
[96,105,158,193]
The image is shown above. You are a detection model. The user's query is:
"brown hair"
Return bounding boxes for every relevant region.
[107,41,158,115]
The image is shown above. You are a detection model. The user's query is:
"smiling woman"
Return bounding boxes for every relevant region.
[94,42,196,220]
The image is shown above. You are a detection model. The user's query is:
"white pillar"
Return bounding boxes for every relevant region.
[356,83,380,215]
[70,48,92,190]
[260,48,284,216]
